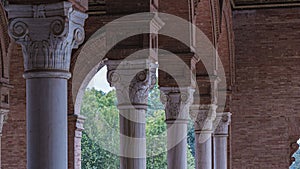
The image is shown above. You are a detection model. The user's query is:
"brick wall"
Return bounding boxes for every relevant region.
[3,2,300,169]
[231,8,300,169]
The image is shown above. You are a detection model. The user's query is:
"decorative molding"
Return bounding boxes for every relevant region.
[23,71,72,79]
[0,109,8,136]
[106,59,158,108]
[6,2,88,74]
[213,112,231,136]
[160,87,195,122]
[190,104,217,133]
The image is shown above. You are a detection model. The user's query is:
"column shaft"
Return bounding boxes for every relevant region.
[213,112,231,169]
[6,2,87,169]
[196,133,212,169]
[167,123,188,169]
[160,87,194,169]
[190,104,217,169]
[213,136,227,169]
[119,108,146,169]
[106,59,157,169]
[27,77,68,168]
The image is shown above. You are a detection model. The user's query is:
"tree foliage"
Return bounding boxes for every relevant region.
[81,86,195,169]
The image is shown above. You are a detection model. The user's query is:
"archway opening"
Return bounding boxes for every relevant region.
[81,66,119,168]
[80,66,195,169]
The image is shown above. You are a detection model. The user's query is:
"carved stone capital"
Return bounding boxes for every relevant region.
[190,104,217,133]
[0,109,8,136]
[213,112,231,136]
[106,59,157,108]
[160,87,195,123]
[6,2,88,76]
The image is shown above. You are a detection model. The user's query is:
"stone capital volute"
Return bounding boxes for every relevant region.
[6,2,88,78]
[106,59,158,108]
[190,104,217,133]
[160,87,195,123]
[213,112,231,136]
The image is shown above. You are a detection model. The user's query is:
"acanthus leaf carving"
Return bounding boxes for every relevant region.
[213,112,231,136]
[106,59,158,108]
[160,87,195,122]
[190,104,217,133]
[6,2,88,73]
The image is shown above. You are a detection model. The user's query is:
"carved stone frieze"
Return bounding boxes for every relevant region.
[6,2,88,73]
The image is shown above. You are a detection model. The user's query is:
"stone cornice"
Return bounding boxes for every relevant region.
[6,2,88,75]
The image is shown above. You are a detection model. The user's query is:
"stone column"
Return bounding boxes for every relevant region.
[106,59,157,169]
[213,112,231,169]
[6,2,87,169]
[160,87,194,169]
[190,104,217,169]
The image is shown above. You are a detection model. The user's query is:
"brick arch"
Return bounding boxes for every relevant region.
[217,0,234,91]
[194,0,217,107]
[195,0,214,44]
[216,3,234,168]
[222,0,235,89]
[67,30,107,169]
[195,0,214,77]
[218,14,230,82]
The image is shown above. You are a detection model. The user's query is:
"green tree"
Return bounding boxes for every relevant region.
[146,110,195,169]
[81,88,119,169]
[81,86,195,169]
[82,131,119,169]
